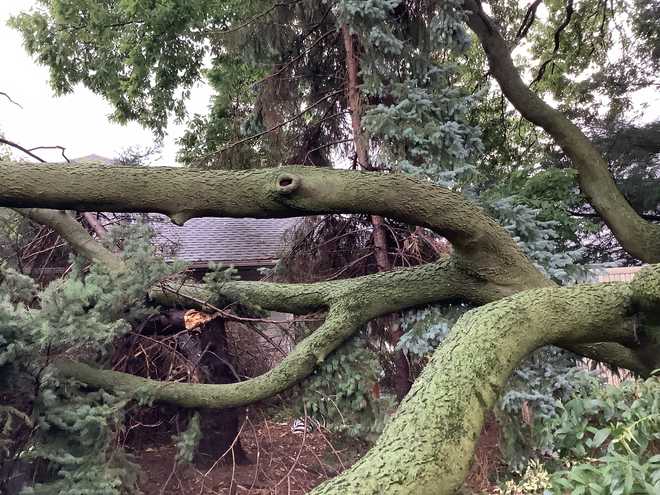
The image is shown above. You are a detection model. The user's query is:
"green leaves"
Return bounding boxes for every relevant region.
[10,0,220,133]
[175,412,202,465]
[497,375,660,493]
[551,453,660,495]
[588,427,611,449]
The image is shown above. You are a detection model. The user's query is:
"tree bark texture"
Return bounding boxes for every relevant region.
[311,270,657,494]
[0,162,550,291]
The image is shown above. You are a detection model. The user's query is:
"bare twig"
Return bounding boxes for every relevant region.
[275,405,308,488]
[530,0,575,86]
[303,138,353,165]
[0,138,71,163]
[0,138,47,163]
[255,29,339,87]
[0,91,23,109]
[28,145,70,163]
[243,415,261,492]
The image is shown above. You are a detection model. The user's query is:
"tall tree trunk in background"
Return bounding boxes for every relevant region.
[342,26,411,400]
[82,212,108,239]
[192,317,250,465]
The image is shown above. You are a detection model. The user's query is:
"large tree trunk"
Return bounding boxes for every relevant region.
[123,310,250,465]
[187,317,250,466]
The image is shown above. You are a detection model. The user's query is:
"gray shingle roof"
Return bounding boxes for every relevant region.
[149,215,299,267]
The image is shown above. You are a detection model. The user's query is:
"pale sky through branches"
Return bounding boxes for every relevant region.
[0,0,212,165]
[1,1,657,166]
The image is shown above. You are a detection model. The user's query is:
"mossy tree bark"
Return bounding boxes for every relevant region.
[312,267,660,494]
[2,162,658,494]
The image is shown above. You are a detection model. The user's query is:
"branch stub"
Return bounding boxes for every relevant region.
[275,173,301,195]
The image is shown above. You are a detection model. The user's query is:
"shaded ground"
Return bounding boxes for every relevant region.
[135,418,365,495]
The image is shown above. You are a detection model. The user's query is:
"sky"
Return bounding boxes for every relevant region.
[0,0,212,165]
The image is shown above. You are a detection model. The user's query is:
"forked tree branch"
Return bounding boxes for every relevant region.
[15,208,123,271]
[2,161,653,373]
[311,266,660,494]
[7,160,658,495]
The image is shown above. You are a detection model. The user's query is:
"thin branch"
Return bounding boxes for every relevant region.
[515,0,543,42]
[0,138,71,164]
[0,91,23,109]
[0,138,47,163]
[254,29,339,87]
[28,145,70,163]
[303,138,352,165]
[204,1,299,36]
[530,0,574,87]
[569,210,660,222]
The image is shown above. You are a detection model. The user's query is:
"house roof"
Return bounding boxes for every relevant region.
[72,154,116,164]
[149,215,299,267]
[67,156,298,267]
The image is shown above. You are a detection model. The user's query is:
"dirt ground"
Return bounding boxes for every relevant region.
[134,419,365,495]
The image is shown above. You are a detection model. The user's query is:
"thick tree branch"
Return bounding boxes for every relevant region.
[1,161,648,373]
[463,0,660,263]
[0,162,549,292]
[153,259,502,316]
[57,260,478,408]
[1,138,111,256]
[8,159,655,495]
[311,267,660,494]
[56,305,360,409]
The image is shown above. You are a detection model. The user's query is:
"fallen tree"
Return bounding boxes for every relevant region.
[1,161,658,493]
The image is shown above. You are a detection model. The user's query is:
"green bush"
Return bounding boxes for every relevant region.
[297,335,395,441]
[548,376,660,494]
[0,224,182,494]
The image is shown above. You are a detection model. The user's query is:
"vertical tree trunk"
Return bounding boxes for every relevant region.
[186,317,250,466]
[150,311,250,466]
[342,26,411,399]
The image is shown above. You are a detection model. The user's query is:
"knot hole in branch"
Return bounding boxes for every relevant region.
[276,174,301,195]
